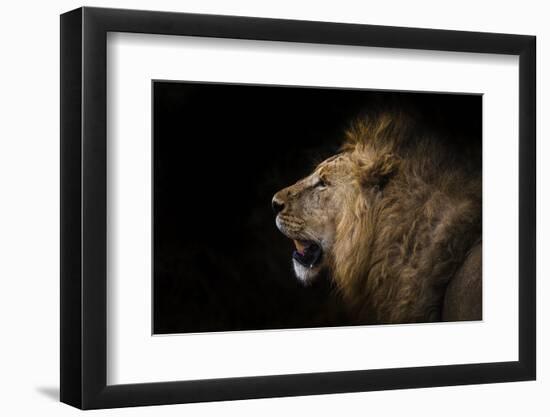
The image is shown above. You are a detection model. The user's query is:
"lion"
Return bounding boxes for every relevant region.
[272,111,482,324]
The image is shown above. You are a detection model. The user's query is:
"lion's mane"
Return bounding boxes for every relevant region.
[330,112,482,323]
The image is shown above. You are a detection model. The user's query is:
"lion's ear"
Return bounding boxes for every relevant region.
[361,153,400,190]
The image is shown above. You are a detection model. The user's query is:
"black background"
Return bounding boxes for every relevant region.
[153,81,481,334]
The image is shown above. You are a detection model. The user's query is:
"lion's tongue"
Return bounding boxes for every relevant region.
[293,240,308,255]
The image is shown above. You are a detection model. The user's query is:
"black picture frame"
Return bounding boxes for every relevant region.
[60,6,536,410]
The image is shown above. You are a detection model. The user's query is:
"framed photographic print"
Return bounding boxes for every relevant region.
[60,6,536,409]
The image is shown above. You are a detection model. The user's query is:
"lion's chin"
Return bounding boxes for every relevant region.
[292,259,323,285]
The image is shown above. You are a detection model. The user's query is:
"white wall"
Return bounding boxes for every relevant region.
[0,0,546,415]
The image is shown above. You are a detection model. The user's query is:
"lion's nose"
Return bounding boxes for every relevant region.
[272,197,285,214]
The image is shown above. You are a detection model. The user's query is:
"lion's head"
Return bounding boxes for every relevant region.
[272,112,482,323]
[272,114,400,285]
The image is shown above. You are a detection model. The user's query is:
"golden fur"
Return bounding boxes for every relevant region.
[332,112,481,323]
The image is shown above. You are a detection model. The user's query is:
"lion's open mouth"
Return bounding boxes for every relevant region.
[292,240,322,268]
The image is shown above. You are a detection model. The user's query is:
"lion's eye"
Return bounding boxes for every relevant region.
[315,178,327,188]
